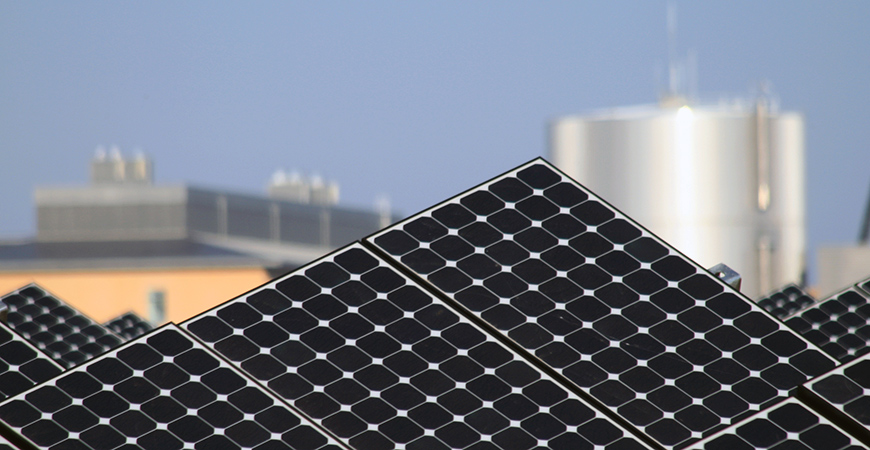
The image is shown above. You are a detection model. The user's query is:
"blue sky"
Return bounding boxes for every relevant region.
[2,1,869,282]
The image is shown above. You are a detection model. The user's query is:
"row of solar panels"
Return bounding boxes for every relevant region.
[0,159,868,449]
[0,286,152,368]
[757,278,870,363]
[0,286,153,401]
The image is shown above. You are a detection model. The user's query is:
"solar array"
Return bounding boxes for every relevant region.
[756,283,816,319]
[2,158,870,449]
[0,321,63,402]
[784,285,870,363]
[369,160,837,448]
[184,243,651,450]
[104,312,153,341]
[1,284,123,368]
[0,324,347,450]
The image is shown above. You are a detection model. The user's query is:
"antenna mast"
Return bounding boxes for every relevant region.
[660,1,690,107]
[667,1,678,97]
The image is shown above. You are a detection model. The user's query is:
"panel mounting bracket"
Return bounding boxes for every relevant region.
[708,263,742,291]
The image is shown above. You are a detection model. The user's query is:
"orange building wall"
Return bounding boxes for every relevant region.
[0,267,271,325]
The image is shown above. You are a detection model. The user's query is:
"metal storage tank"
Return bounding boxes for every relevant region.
[549,97,805,297]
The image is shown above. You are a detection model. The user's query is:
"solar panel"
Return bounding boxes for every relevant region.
[756,283,816,319]
[368,159,837,448]
[104,312,154,341]
[857,275,870,297]
[784,286,870,362]
[0,324,347,450]
[1,284,124,368]
[0,321,63,402]
[184,243,654,450]
[800,352,870,443]
[684,397,867,449]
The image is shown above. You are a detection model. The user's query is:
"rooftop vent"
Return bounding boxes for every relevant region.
[268,169,339,206]
[91,146,153,185]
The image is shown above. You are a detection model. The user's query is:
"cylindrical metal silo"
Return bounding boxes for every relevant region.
[549,99,805,297]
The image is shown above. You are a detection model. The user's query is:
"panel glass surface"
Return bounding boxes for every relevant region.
[685,398,867,450]
[184,243,652,450]
[756,284,816,319]
[785,286,870,363]
[368,159,837,448]
[1,284,124,368]
[0,321,63,402]
[0,324,345,450]
[104,312,154,341]
[803,352,870,438]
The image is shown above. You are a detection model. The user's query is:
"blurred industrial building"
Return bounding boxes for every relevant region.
[0,150,398,324]
[550,94,805,298]
[816,199,870,296]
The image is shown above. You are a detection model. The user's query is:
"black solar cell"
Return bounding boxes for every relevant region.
[0,321,63,402]
[369,159,837,448]
[756,283,816,319]
[685,398,867,450]
[785,286,870,362]
[184,243,653,450]
[0,324,346,450]
[1,284,124,368]
[104,312,154,341]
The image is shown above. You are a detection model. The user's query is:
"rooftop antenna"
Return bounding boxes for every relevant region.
[687,48,697,102]
[667,1,678,98]
[660,1,689,107]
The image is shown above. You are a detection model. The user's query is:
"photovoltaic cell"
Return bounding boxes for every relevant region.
[0,321,63,402]
[684,398,867,450]
[368,159,837,448]
[104,312,154,341]
[801,352,870,443]
[756,283,816,320]
[1,284,124,368]
[784,286,870,363]
[183,243,653,450]
[0,324,346,450]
